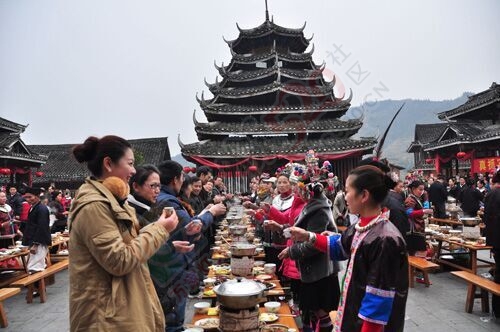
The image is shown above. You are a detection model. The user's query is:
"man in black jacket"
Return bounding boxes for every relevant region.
[428,174,448,219]
[22,187,51,273]
[7,186,24,219]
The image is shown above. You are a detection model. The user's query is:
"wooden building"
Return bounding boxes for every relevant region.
[180,9,376,192]
[0,117,47,187]
[408,82,500,177]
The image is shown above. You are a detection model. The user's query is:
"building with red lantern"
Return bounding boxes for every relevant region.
[180,9,376,192]
[0,117,47,187]
[408,82,500,177]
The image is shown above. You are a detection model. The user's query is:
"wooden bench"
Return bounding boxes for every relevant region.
[408,256,439,287]
[451,270,500,313]
[0,288,21,327]
[11,259,69,303]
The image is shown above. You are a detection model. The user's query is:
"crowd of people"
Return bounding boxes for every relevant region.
[3,134,499,331]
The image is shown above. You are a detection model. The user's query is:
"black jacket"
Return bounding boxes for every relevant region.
[460,187,483,217]
[384,192,410,238]
[485,188,500,249]
[22,202,51,246]
[428,181,448,205]
[289,194,339,283]
[8,192,24,216]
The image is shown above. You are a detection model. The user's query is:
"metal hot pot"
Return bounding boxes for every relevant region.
[213,277,266,309]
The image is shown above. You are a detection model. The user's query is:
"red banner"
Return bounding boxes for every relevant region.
[471,157,500,174]
[188,151,363,169]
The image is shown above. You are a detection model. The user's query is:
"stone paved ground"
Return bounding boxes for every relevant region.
[2,251,500,331]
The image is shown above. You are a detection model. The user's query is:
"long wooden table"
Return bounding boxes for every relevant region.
[429,217,462,226]
[0,250,29,288]
[191,302,299,330]
[433,236,493,274]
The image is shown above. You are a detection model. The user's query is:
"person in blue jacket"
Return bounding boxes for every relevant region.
[148,160,226,332]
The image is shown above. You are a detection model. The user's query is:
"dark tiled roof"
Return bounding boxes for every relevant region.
[0,117,27,133]
[201,100,349,116]
[0,133,47,164]
[217,65,324,82]
[195,118,362,137]
[212,82,334,99]
[413,123,448,144]
[423,125,500,151]
[228,20,309,50]
[28,137,170,183]
[181,136,376,158]
[230,47,314,64]
[438,82,500,120]
[236,20,306,37]
[0,133,20,148]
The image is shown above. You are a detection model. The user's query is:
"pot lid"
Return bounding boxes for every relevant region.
[213,278,265,297]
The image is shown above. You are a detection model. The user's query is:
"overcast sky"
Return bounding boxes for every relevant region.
[1,0,499,156]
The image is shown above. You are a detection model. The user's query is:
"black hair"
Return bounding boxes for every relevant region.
[466,177,475,186]
[51,190,62,201]
[196,166,212,177]
[408,180,424,190]
[477,180,486,186]
[492,170,500,184]
[157,160,183,186]
[348,165,393,205]
[129,164,160,193]
[180,175,193,194]
[72,135,132,177]
[191,176,201,184]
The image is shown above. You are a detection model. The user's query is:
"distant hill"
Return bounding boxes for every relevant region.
[171,94,471,170]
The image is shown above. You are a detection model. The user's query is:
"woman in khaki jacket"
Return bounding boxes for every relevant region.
[69,135,178,332]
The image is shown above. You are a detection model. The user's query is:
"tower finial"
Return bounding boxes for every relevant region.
[265,0,269,21]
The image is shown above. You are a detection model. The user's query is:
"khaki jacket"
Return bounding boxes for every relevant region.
[69,178,169,332]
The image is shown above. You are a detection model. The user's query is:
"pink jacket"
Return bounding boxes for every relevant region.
[268,195,305,280]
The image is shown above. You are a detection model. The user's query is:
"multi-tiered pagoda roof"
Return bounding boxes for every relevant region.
[180,13,376,168]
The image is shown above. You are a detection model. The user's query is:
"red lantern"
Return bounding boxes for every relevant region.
[456,151,466,159]
[191,167,197,173]
[35,171,44,177]
[0,168,11,175]
[425,158,433,164]
[183,166,192,173]
[248,165,258,172]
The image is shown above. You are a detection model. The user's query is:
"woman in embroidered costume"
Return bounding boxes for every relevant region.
[276,152,341,332]
[290,165,408,332]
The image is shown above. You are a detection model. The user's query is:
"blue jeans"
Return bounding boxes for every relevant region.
[164,296,186,332]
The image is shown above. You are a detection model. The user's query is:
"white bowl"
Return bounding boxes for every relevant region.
[264,301,281,313]
[203,278,216,287]
[254,260,265,267]
[193,301,211,314]
[264,263,276,274]
[256,247,264,254]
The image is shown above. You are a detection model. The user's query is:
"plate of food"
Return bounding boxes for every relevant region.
[259,313,279,323]
[194,318,219,331]
[255,274,272,281]
[260,324,289,332]
[256,281,276,291]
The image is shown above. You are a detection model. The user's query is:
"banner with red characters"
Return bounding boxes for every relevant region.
[471,157,500,174]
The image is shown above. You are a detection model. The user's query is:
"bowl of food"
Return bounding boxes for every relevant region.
[264,263,276,274]
[193,301,211,314]
[264,301,281,313]
[203,278,216,287]
[254,260,265,267]
[261,324,289,332]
